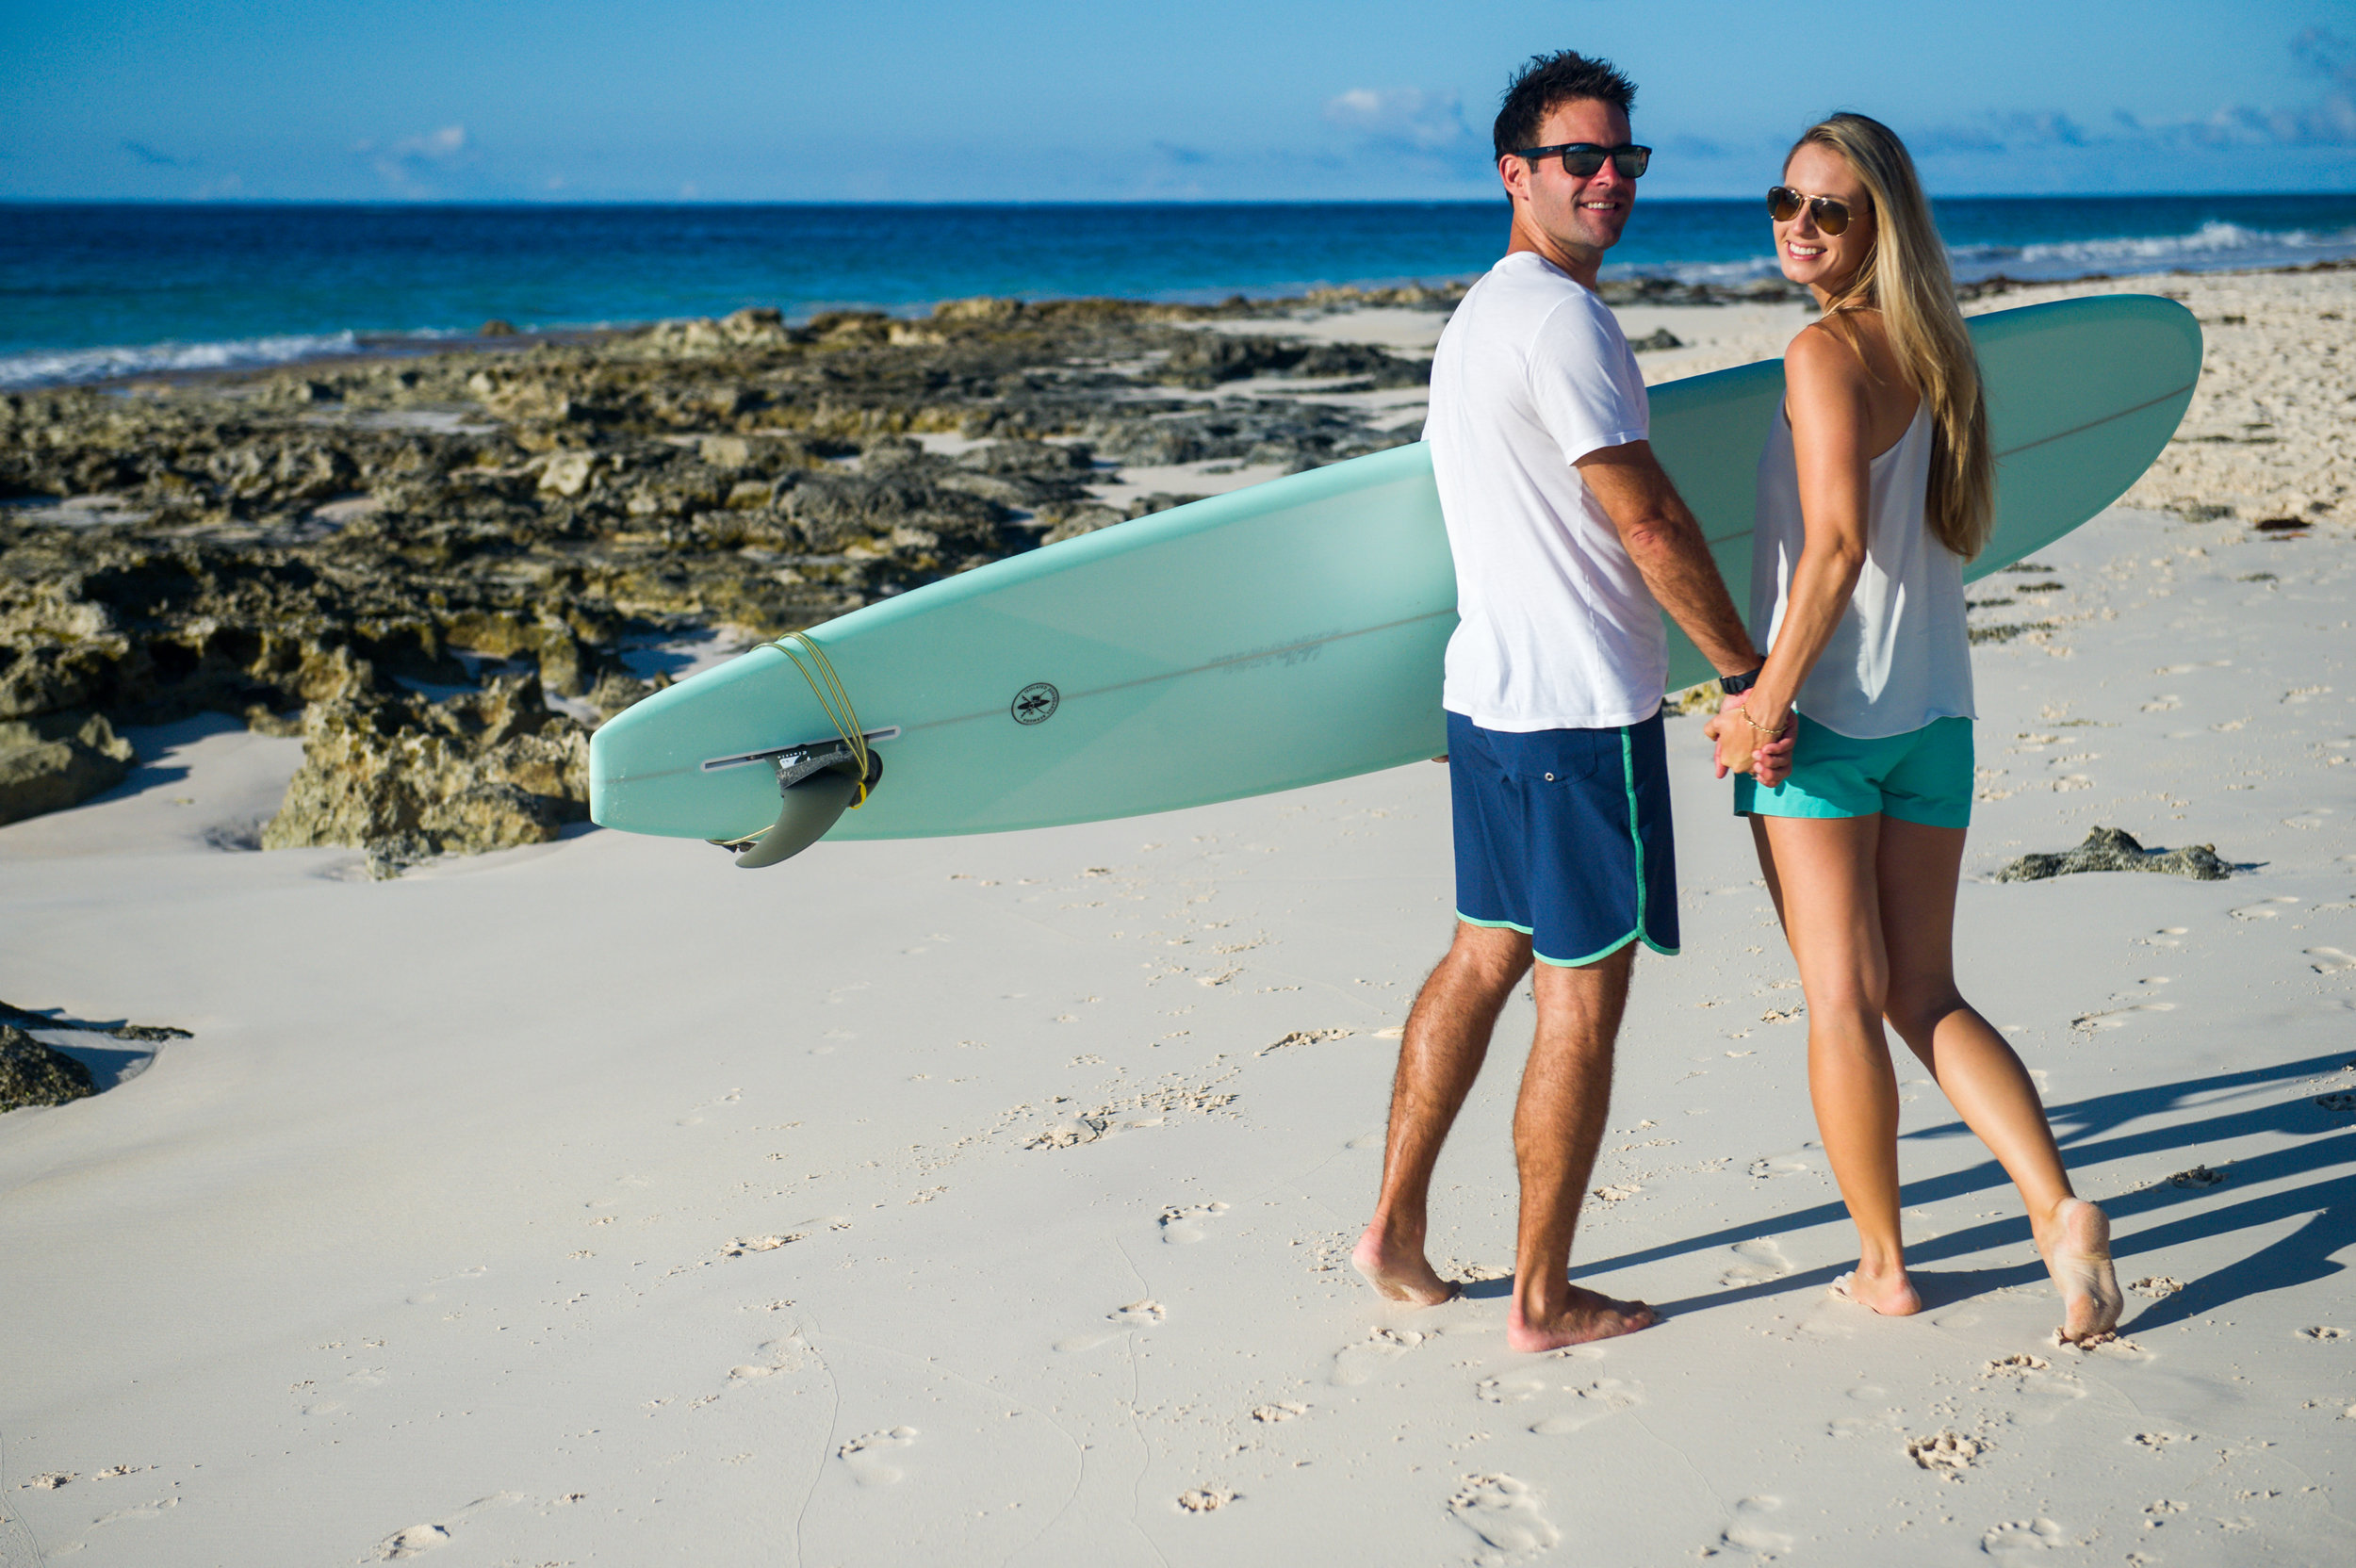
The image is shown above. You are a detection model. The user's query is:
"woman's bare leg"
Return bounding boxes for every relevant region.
[1874,817,2121,1341]
[1755,814,1922,1315]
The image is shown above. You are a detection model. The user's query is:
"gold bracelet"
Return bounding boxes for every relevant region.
[1739,705,1789,740]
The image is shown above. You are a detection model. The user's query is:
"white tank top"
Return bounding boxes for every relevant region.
[1749,398,1975,739]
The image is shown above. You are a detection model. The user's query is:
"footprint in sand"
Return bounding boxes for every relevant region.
[1716,1494,1794,1558]
[1448,1474,1561,1555]
[1331,1327,1423,1386]
[378,1525,450,1559]
[1530,1378,1643,1435]
[1159,1201,1230,1244]
[2070,1002,2175,1032]
[1746,1154,1811,1180]
[1906,1431,1985,1476]
[1981,1518,2070,1560]
[2231,897,2300,920]
[372,1494,520,1559]
[837,1427,918,1486]
[1057,1300,1168,1351]
[2307,948,2356,973]
[1720,1238,1794,1287]
[1979,1355,2086,1422]
[1476,1374,1548,1404]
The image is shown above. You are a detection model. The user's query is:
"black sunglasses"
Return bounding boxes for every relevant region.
[1513,142,1651,179]
[1767,185,1858,236]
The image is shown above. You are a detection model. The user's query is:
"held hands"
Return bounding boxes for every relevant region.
[1705,695,1794,787]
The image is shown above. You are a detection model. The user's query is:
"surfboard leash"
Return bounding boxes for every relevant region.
[764,631,872,808]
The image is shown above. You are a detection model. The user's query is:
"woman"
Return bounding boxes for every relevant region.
[1709,113,2122,1341]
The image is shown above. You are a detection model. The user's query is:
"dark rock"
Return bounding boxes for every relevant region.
[0,709,135,825]
[0,998,192,1041]
[1968,621,2055,645]
[0,280,1459,850]
[958,439,1094,477]
[1992,826,2232,883]
[479,319,519,337]
[0,1022,95,1112]
[1629,328,1685,352]
[587,668,672,720]
[1040,504,1127,545]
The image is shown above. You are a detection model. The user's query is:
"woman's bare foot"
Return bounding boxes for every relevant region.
[2036,1197,2123,1343]
[1505,1286,1655,1351]
[1351,1226,1460,1306]
[1827,1263,1922,1316]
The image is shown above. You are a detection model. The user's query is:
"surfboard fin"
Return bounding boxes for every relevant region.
[727,743,885,869]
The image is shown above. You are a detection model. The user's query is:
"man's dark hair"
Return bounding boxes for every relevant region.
[1492,52,1637,160]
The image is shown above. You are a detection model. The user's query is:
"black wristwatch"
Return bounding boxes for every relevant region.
[1719,665,1766,696]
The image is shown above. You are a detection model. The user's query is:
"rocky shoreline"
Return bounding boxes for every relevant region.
[4,286,1517,867]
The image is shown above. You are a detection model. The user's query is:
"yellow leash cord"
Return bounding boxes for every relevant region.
[765,631,871,807]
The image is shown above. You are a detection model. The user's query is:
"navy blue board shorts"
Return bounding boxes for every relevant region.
[1447,709,1679,967]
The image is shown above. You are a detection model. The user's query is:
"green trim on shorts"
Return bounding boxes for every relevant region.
[1467,728,1681,969]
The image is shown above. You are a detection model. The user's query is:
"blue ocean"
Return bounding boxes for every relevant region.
[5,195,2353,388]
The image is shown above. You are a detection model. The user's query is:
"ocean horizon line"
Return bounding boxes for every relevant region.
[8,191,2355,208]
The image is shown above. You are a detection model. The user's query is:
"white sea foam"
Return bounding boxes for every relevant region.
[0,331,363,391]
[1635,220,2356,290]
[1966,220,2356,276]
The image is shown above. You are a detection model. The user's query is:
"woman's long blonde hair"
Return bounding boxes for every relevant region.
[1791,113,1994,559]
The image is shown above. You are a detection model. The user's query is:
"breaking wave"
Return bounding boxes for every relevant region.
[0,331,363,391]
[1956,219,2356,278]
[1627,219,2356,290]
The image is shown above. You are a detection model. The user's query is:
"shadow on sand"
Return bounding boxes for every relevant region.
[1535,1047,2356,1331]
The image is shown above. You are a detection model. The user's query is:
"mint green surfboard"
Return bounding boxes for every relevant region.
[589,294,2200,862]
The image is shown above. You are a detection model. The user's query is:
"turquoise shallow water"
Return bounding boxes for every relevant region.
[4,194,2351,386]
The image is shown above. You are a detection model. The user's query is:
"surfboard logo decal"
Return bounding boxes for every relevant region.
[1011,682,1060,725]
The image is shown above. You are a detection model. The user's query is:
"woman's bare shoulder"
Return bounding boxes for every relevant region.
[1784,318,1874,395]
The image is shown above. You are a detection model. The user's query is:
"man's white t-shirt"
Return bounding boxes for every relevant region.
[1425,251,1662,731]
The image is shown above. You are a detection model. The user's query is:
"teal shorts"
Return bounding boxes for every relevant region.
[1734,713,1973,829]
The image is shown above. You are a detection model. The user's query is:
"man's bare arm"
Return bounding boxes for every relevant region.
[1574,440,1759,676]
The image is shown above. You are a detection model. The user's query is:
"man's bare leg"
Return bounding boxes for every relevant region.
[1354,923,1530,1304]
[1505,944,1656,1349]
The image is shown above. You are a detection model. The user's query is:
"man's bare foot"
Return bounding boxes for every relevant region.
[1505,1286,1654,1351]
[2035,1197,2122,1343]
[1827,1264,1922,1316]
[1351,1227,1460,1306]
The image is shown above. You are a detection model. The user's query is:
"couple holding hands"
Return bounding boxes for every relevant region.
[1352,52,2122,1349]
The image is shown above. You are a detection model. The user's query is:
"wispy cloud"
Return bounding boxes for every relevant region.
[1920,29,2356,155]
[122,140,190,168]
[1322,87,1472,153]
[352,123,472,195]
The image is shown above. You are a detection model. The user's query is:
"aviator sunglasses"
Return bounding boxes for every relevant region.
[1767,185,1857,236]
[1513,142,1651,179]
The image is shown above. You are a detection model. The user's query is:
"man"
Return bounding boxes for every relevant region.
[1351,52,1787,1350]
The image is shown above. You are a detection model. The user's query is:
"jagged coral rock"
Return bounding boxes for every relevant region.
[0,1023,96,1113]
[0,709,135,825]
[260,674,589,869]
[1992,825,2231,883]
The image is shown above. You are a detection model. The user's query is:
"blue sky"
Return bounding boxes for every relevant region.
[6,1,2352,201]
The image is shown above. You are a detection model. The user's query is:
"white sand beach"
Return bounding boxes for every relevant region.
[4,269,2352,1566]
